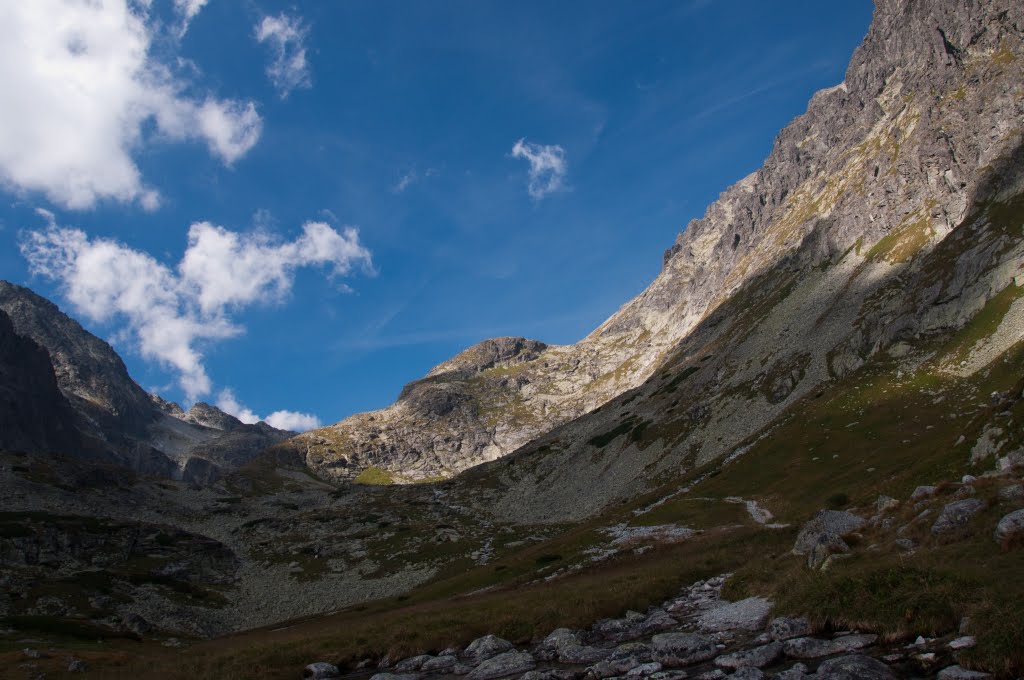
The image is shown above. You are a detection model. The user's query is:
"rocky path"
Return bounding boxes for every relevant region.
[303,575,991,680]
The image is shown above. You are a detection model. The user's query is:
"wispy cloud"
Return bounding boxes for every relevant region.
[255,13,312,98]
[173,0,210,37]
[20,210,372,400]
[0,1,262,210]
[391,167,437,194]
[510,139,567,199]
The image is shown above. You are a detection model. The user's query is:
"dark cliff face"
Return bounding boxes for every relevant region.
[0,281,294,481]
[0,281,157,441]
[0,310,81,454]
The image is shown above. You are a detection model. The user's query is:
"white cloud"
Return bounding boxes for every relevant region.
[173,0,210,37]
[255,13,311,98]
[510,139,567,199]
[0,1,262,210]
[216,388,320,432]
[20,211,372,400]
[391,167,437,194]
[393,171,417,194]
[266,410,320,432]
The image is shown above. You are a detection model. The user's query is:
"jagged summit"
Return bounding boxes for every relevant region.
[0,279,293,482]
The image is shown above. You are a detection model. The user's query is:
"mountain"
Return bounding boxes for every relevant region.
[288,0,1024,489]
[1,1,1023,677]
[0,309,80,454]
[0,281,294,481]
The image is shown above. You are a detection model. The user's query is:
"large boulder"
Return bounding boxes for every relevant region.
[793,511,865,555]
[814,655,895,680]
[463,635,515,664]
[994,508,1024,546]
[465,651,535,680]
[931,499,985,535]
[304,663,340,679]
[651,633,719,667]
[782,634,877,659]
[768,617,811,641]
[713,642,782,670]
[697,597,772,632]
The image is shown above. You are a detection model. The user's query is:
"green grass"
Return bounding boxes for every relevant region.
[353,466,396,485]
[865,211,935,264]
[938,282,1023,364]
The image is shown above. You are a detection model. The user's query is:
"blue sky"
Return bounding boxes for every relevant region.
[0,0,873,430]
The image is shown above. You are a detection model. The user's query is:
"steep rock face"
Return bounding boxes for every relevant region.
[0,310,80,454]
[0,281,156,441]
[451,0,1024,522]
[0,281,292,481]
[291,0,1024,484]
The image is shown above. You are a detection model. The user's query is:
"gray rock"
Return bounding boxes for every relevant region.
[559,644,611,665]
[466,651,536,680]
[768,617,811,641]
[697,597,772,632]
[695,671,725,680]
[994,508,1024,544]
[68,658,88,673]
[626,662,663,676]
[651,633,720,667]
[876,495,899,513]
[464,635,515,663]
[948,635,976,650]
[814,655,895,679]
[772,663,809,680]
[911,486,937,501]
[793,511,865,555]
[782,634,877,659]
[713,642,782,670]
[648,672,689,680]
[396,655,434,672]
[305,662,341,679]
[422,656,462,672]
[370,674,420,680]
[639,609,678,634]
[542,628,583,651]
[931,499,985,535]
[936,665,992,679]
[647,667,688,680]
[726,669,763,680]
[521,671,576,680]
[806,533,850,569]
[998,484,1024,502]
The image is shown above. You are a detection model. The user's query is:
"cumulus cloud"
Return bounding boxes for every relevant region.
[20,211,372,400]
[255,13,311,98]
[215,388,320,432]
[510,139,567,199]
[0,1,262,210]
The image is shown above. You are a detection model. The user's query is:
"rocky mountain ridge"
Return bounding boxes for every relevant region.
[0,281,294,482]
[288,0,1024,487]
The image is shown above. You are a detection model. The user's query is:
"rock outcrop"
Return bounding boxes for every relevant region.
[0,281,293,481]
[0,310,80,454]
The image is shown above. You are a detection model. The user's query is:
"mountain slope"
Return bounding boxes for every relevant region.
[0,281,294,481]
[290,0,1024,486]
